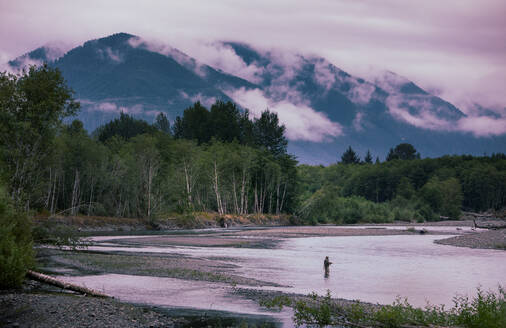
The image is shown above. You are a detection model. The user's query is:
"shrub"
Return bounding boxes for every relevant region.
[452,287,506,328]
[0,185,34,289]
[32,221,84,249]
[286,287,505,328]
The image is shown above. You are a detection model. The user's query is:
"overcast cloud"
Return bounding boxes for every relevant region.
[1,0,505,116]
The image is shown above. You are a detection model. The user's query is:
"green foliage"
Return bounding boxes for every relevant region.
[293,291,335,327]
[421,177,463,219]
[299,186,393,224]
[172,101,211,143]
[173,101,287,157]
[284,287,505,328]
[0,184,34,289]
[27,108,297,218]
[259,295,292,310]
[253,110,287,157]
[0,64,79,207]
[32,221,84,249]
[95,112,158,142]
[341,146,360,164]
[386,143,420,161]
[2,69,504,224]
[363,150,373,164]
[153,112,171,134]
[451,287,506,328]
[298,153,504,223]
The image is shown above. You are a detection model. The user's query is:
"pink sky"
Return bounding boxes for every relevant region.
[1,0,505,115]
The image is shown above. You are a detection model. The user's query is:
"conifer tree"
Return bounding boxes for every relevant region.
[364,150,373,164]
[341,146,360,164]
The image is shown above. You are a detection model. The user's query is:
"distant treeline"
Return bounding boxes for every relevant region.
[299,147,506,224]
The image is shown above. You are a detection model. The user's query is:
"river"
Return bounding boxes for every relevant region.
[58,227,506,326]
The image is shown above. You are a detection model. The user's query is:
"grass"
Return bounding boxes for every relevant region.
[494,243,506,250]
[259,287,506,328]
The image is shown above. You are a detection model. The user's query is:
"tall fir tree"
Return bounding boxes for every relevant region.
[341,146,360,164]
[364,150,373,164]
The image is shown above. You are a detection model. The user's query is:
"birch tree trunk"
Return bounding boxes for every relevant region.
[212,159,224,215]
[70,169,80,216]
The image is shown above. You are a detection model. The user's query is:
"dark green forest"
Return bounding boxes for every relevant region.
[1,65,505,224]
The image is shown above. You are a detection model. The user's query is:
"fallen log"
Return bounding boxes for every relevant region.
[473,219,506,230]
[26,270,111,298]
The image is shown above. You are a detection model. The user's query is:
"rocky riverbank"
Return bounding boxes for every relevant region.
[0,282,181,328]
[435,229,506,250]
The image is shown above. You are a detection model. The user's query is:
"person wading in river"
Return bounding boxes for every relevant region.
[324,256,332,278]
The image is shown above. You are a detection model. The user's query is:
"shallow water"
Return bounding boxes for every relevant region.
[58,274,291,326]
[86,231,505,306]
[64,228,506,325]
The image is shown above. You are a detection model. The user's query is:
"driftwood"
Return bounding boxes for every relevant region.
[473,219,506,230]
[26,270,111,298]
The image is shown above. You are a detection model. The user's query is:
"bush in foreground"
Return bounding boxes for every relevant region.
[0,185,34,289]
[260,286,505,328]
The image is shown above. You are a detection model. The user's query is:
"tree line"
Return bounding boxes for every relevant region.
[0,66,297,220]
[1,65,505,225]
[299,146,506,224]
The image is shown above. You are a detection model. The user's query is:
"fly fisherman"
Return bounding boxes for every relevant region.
[324,256,332,277]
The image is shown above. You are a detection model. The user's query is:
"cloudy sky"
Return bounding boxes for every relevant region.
[1,0,505,114]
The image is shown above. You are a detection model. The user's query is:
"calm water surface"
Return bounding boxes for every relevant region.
[62,229,505,324]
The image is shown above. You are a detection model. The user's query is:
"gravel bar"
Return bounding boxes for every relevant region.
[0,291,180,328]
[435,229,506,250]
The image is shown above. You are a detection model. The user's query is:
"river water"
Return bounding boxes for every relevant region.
[59,228,506,326]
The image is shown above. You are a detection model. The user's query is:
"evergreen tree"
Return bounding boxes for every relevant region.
[364,150,373,164]
[172,117,183,138]
[95,112,157,142]
[253,110,287,157]
[386,143,420,161]
[154,112,171,134]
[341,146,360,164]
[175,101,211,144]
[209,101,241,143]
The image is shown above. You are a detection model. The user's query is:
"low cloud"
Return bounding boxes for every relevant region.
[456,116,506,137]
[127,36,202,74]
[179,91,216,108]
[97,47,123,63]
[388,105,452,131]
[6,57,43,72]
[352,112,365,132]
[309,56,376,105]
[4,43,70,72]
[189,42,265,84]
[312,59,336,91]
[81,100,145,115]
[372,70,410,94]
[347,82,376,105]
[387,97,506,137]
[226,87,342,142]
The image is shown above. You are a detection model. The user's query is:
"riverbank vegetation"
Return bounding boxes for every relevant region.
[261,286,506,328]
[298,152,506,224]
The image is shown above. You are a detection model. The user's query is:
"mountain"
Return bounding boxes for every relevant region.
[7,33,506,164]
[219,42,505,163]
